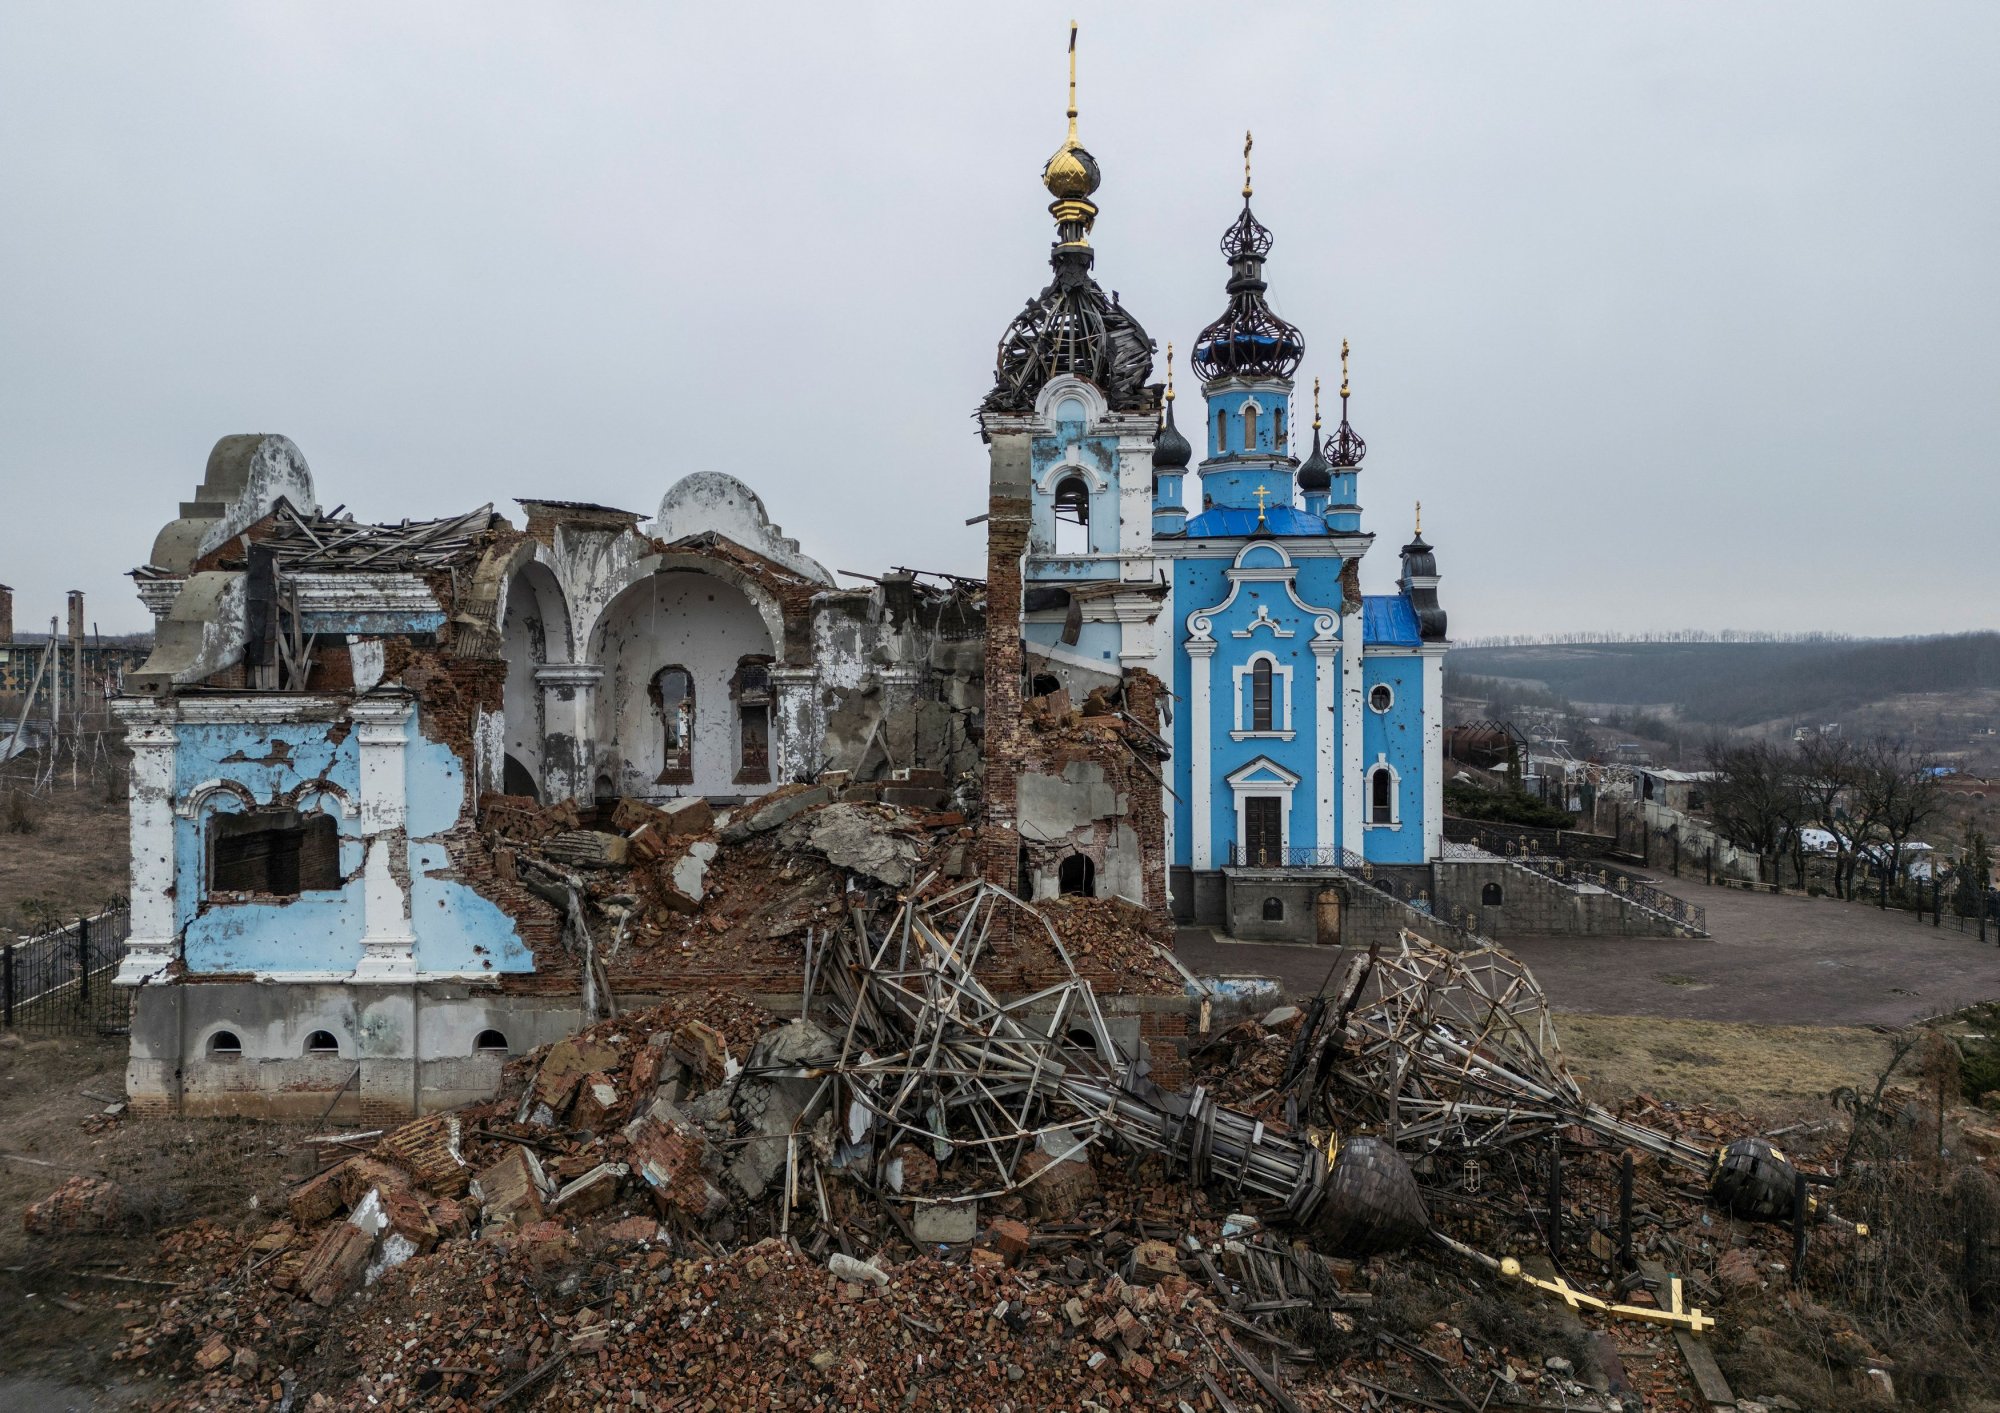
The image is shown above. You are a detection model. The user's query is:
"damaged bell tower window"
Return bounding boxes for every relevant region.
[650,665,695,786]
[1053,475,1090,556]
[732,655,772,785]
[208,809,340,897]
[1057,853,1096,897]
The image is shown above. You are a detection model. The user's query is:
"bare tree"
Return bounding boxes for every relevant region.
[1851,738,1947,908]
[1702,736,1805,882]
[1797,733,1861,898]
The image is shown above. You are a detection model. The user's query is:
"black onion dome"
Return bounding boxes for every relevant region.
[1191,199,1303,382]
[1400,531,1436,577]
[984,250,1156,414]
[1297,425,1331,491]
[1401,529,1446,642]
[1152,398,1192,470]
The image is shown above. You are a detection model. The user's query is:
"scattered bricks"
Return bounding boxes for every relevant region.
[429,1197,471,1240]
[602,1214,661,1245]
[194,1334,232,1371]
[552,1163,628,1218]
[968,1247,1005,1267]
[1113,1306,1148,1349]
[627,1038,667,1099]
[231,1346,261,1379]
[573,1072,621,1130]
[989,1218,1031,1264]
[22,1177,125,1236]
[659,796,714,836]
[628,1108,723,1221]
[249,1221,295,1254]
[297,1220,374,1308]
[1119,1349,1156,1383]
[1716,1246,1763,1292]
[513,1220,582,1280]
[373,1114,469,1198]
[542,830,631,868]
[531,1037,624,1110]
[472,1146,549,1228]
[1018,1149,1098,1221]
[627,822,667,861]
[668,1021,729,1088]
[1125,1239,1180,1286]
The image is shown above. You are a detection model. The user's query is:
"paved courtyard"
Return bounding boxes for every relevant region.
[1175,872,2000,1028]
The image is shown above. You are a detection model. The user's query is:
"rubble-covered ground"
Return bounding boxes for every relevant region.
[10,789,2000,1410]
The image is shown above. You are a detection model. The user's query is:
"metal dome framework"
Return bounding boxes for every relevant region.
[1191,200,1303,382]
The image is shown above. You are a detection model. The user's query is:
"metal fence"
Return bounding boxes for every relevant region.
[2,904,131,1035]
[1225,844,1368,870]
[1512,855,1709,936]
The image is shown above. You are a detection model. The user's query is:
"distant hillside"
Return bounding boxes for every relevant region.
[1447,633,2000,728]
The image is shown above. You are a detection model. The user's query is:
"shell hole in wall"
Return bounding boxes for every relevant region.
[304,1030,339,1054]
[1058,854,1096,897]
[208,1030,242,1059]
[474,1029,510,1054]
[1030,673,1061,699]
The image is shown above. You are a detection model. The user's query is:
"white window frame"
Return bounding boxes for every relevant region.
[1368,681,1395,714]
[1231,651,1295,741]
[1227,758,1300,864]
[1366,754,1402,830]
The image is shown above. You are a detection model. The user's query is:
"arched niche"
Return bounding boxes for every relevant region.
[499,554,575,789]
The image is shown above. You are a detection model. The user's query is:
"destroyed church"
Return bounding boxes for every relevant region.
[111,57,1460,1120]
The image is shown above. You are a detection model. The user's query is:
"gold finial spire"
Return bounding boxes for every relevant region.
[1415,500,1423,536]
[1340,338,1351,403]
[1312,376,1322,432]
[1066,20,1079,146]
[1165,342,1176,402]
[1242,130,1254,199]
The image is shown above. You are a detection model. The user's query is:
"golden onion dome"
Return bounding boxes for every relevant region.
[1043,137,1101,200]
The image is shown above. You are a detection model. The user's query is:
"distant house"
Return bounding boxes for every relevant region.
[1636,767,1714,814]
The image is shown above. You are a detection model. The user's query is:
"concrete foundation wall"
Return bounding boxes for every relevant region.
[1431,861,1684,939]
[126,983,585,1119]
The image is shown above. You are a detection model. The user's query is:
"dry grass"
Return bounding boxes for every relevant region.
[0,749,129,936]
[1555,1012,1896,1112]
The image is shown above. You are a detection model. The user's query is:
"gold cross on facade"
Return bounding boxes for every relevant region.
[1252,482,1272,527]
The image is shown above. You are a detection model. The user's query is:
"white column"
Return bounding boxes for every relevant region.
[769,666,818,788]
[534,663,603,804]
[113,701,177,985]
[351,695,418,983]
[1341,609,1366,860]
[1422,648,1446,860]
[1312,632,1338,856]
[1188,638,1216,869]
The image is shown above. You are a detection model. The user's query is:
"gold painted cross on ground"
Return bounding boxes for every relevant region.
[1252,483,1272,527]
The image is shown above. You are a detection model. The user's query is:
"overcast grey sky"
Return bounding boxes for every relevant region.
[3,3,1995,639]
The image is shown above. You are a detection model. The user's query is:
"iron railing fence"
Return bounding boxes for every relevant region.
[1444,816,1616,861]
[1225,844,1369,871]
[2,903,131,1035]
[1512,856,1708,937]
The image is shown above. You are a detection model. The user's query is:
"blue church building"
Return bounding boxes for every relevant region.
[977,41,1448,932]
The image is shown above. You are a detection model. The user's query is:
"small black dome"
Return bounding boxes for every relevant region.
[1297,426,1331,492]
[1152,399,1192,470]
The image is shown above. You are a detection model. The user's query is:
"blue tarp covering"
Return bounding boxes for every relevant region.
[1363,594,1421,646]
[1182,506,1329,538]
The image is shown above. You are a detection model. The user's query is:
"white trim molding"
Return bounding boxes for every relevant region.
[1188,638,1217,869]
[1366,753,1403,829]
[1231,651,1294,737]
[1227,756,1300,865]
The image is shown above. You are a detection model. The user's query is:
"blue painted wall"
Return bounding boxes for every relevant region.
[172,709,532,976]
[1360,654,1426,865]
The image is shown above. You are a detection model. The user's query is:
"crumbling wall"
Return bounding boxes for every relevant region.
[811,580,984,792]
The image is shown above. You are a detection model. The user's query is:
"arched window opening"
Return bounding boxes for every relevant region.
[501,753,540,801]
[1064,1026,1099,1054]
[208,1030,242,1059]
[210,809,340,898]
[734,656,772,786]
[1481,883,1505,907]
[304,1030,339,1055]
[1216,408,1228,451]
[1029,673,1061,699]
[1370,768,1395,826]
[474,1029,511,1054]
[1251,659,1275,733]
[651,666,695,785]
[1275,406,1287,449]
[1243,404,1260,449]
[1053,476,1091,556]
[1058,854,1096,897]
[1262,896,1284,921]
[1369,683,1394,714]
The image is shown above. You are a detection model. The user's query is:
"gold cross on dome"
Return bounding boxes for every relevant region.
[1252,483,1272,527]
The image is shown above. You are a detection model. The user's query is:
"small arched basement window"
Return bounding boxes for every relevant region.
[1058,854,1096,897]
[304,1030,340,1055]
[1481,882,1505,907]
[1251,659,1275,732]
[208,1030,242,1059]
[474,1029,511,1055]
[1370,768,1395,825]
[1262,896,1285,921]
[1053,476,1091,556]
